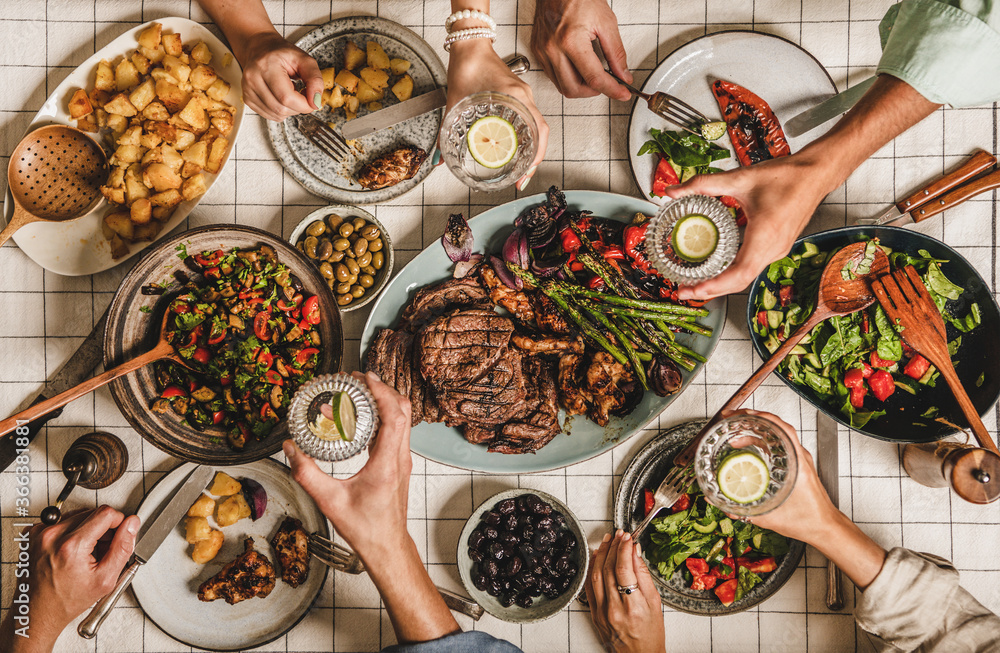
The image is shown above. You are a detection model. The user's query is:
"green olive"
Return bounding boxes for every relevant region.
[316,239,334,261]
[328,249,345,263]
[337,293,353,306]
[368,237,383,252]
[353,217,367,230]
[335,263,350,282]
[326,278,336,291]
[360,224,380,240]
[350,285,365,298]
[356,250,372,268]
[304,236,319,259]
[306,221,326,237]
[361,264,376,276]
[336,282,351,295]
[347,273,358,285]
[345,258,360,275]
[296,241,306,253]
[353,238,368,257]
[359,274,375,288]
[326,214,344,231]
[333,238,351,251]
[319,262,335,280]
[371,251,384,270]
[348,232,359,245]
[338,222,354,238]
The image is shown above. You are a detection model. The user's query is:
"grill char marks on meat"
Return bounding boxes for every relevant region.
[408,341,425,426]
[270,517,310,588]
[435,347,525,428]
[556,351,636,427]
[393,331,413,402]
[480,266,536,325]
[365,329,394,378]
[400,276,491,332]
[197,538,276,604]
[418,310,514,390]
[490,357,560,454]
[356,146,428,190]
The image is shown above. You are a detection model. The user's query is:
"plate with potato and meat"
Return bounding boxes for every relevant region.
[131,459,329,651]
[1,17,244,276]
[267,16,447,204]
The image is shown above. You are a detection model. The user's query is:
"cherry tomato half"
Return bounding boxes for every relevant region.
[192,347,211,364]
[302,296,321,325]
[161,386,187,399]
[295,348,319,366]
[254,311,273,341]
[264,370,283,386]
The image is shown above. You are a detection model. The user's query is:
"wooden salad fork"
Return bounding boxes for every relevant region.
[307,532,485,620]
[872,266,1000,454]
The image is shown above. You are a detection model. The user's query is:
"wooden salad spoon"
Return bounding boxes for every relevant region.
[0,312,188,437]
[674,241,891,467]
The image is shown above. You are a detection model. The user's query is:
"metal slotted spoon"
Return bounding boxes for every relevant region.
[0,124,108,248]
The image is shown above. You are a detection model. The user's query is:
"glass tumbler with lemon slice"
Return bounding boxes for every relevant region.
[288,373,380,461]
[646,195,740,286]
[439,92,538,192]
[693,414,798,517]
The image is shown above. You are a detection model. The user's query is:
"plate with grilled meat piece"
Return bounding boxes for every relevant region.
[360,190,727,474]
[131,458,329,651]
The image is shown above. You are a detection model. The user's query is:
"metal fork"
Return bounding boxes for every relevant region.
[295,114,354,165]
[307,532,485,620]
[630,463,696,540]
[607,71,710,137]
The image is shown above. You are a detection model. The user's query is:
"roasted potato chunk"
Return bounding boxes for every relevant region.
[104,93,138,117]
[321,67,337,89]
[191,529,224,564]
[128,79,156,112]
[359,67,389,92]
[206,136,229,173]
[209,472,241,496]
[185,516,212,543]
[104,212,134,239]
[389,57,411,75]
[68,89,94,119]
[137,23,162,50]
[190,41,213,65]
[95,59,115,92]
[162,32,183,57]
[188,494,216,518]
[150,188,183,208]
[115,59,140,91]
[190,64,217,91]
[343,40,365,70]
[216,493,251,527]
[206,78,231,102]
[144,163,183,191]
[335,69,360,94]
[130,198,152,224]
[391,74,413,102]
[366,41,390,70]
[181,174,207,200]
[355,80,381,104]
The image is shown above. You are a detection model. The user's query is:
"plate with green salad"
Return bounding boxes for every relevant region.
[747,226,1000,443]
[614,421,804,615]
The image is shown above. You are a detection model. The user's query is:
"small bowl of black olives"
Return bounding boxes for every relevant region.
[289,205,394,312]
[458,489,588,623]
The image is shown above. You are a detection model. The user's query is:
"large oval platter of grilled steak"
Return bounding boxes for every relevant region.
[361,190,727,474]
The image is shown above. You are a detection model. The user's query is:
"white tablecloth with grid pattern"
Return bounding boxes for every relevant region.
[1,1,998,651]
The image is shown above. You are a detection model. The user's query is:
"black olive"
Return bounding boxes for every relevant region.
[564,561,578,578]
[518,543,536,560]
[468,530,486,551]
[531,500,552,517]
[558,576,573,592]
[473,574,488,591]
[513,573,536,591]
[519,524,535,542]
[501,531,520,548]
[529,561,546,577]
[483,560,500,579]
[483,526,500,541]
[502,513,518,532]
[535,530,556,551]
[536,517,554,531]
[504,557,523,576]
[469,549,484,563]
[482,511,501,526]
[488,580,502,596]
[516,495,530,513]
[537,577,555,595]
[554,555,570,575]
[556,531,577,551]
[551,512,566,528]
[499,592,515,607]
[543,584,562,599]
[497,498,516,515]
[523,494,542,513]
[515,593,534,608]
[501,579,512,592]
[487,542,506,561]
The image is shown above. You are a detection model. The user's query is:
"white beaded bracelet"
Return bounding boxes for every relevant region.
[445,8,497,32]
[443,27,497,52]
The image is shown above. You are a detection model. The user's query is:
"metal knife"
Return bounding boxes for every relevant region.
[784,77,876,139]
[0,308,108,471]
[341,54,530,140]
[856,150,998,226]
[815,411,844,611]
[78,464,215,638]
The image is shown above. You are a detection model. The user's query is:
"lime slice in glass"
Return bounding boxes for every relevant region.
[671,214,719,263]
[312,392,357,442]
[717,451,770,504]
[466,116,518,169]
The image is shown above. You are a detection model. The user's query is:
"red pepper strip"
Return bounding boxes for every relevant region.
[685,558,710,576]
[861,311,870,334]
[192,347,211,364]
[212,410,226,425]
[779,285,794,308]
[302,295,321,325]
[623,223,648,259]
[904,354,931,380]
[586,275,606,291]
[670,493,691,513]
[712,80,791,167]
[569,260,585,273]
[203,267,221,281]
[295,348,319,366]
[652,156,680,197]
[643,488,655,517]
[161,385,186,399]
[264,370,283,386]
[869,370,895,402]
[714,579,738,606]
[560,228,581,253]
[602,245,626,261]
[239,290,261,300]
[870,351,897,369]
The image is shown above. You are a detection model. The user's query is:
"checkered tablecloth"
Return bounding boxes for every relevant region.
[1,1,999,651]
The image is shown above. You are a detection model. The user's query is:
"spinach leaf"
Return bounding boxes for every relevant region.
[876,337,903,362]
[754,532,790,557]
[735,566,763,601]
[925,262,963,300]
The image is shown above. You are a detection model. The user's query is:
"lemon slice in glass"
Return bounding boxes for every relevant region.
[312,392,357,442]
[716,451,769,504]
[671,214,719,263]
[466,116,518,169]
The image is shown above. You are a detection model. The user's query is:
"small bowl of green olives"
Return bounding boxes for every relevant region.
[289,206,394,312]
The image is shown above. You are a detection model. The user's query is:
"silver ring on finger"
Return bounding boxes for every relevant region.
[736,516,751,523]
[617,584,639,595]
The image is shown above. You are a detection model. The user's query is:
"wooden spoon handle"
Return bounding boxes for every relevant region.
[0,205,31,249]
[935,361,1000,455]
[0,345,171,437]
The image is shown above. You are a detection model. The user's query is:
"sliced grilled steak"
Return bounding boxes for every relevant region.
[400,277,491,332]
[365,328,395,378]
[392,331,413,401]
[464,425,497,444]
[436,348,525,427]
[418,309,514,390]
[423,386,442,423]
[490,357,560,454]
[409,343,425,427]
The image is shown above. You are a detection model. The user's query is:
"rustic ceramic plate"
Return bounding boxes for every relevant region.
[627,30,837,200]
[747,226,1000,442]
[1,17,245,276]
[457,489,589,623]
[104,225,343,465]
[268,16,446,204]
[360,190,727,474]
[614,420,804,615]
[132,459,330,651]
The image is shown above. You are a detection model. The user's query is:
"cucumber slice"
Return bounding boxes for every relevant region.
[801,242,819,258]
[692,520,718,534]
[700,121,727,141]
[804,352,822,369]
[761,288,777,310]
[766,310,783,330]
[719,518,734,536]
[764,333,780,354]
[918,364,938,385]
[752,533,764,549]
[680,166,699,183]
[790,344,809,356]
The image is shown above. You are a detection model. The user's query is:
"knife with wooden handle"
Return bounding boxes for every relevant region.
[816,411,844,611]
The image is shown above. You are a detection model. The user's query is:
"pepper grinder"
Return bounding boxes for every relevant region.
[902,438,1000,505]
[41,432,128,525]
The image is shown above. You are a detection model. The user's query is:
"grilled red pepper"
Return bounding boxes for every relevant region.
[714,579,738,606]
[670,493,691,513]
[712,80,791,166]
[586,275,606,291]
[643,488,655,517]
[651,156,680,197]
[778,286,794,308]
[870,351,897,369]
[904,354,931,380]
[869,370,895,402]
[560,228,581,253]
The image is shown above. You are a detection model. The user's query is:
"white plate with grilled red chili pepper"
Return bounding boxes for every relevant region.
[627,30,837,201]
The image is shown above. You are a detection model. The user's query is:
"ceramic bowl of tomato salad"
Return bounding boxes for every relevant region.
[104,225,343,465]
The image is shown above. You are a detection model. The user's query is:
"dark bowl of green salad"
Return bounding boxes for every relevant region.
[747,225,1000,443]
[614,421,805,615]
